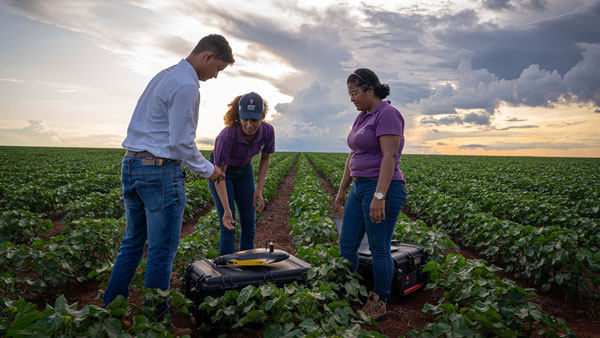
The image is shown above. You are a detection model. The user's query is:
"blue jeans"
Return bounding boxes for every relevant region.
[339,178,407,302]
[103,157,186,307]
[208,158,256,255]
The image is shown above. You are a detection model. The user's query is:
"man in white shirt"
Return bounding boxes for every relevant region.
[104,34,234,316]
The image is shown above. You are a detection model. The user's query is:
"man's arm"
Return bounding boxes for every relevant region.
[167,84,216,178]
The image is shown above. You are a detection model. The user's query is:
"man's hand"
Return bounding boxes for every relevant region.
[207,166,225,183]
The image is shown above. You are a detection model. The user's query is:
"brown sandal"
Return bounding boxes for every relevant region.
[361,291,388,321]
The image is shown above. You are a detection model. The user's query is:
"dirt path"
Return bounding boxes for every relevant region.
[253,164,297,255]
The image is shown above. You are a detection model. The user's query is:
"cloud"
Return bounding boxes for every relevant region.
[596,109,600,113]
[0,120,61,146]
[420,111,491,126]
[186,2,353,87]
[412,43,600,117]
[0,120,122,147]
[546,121,586,128]
[441,2,600,79]
[459,144,490,149]
[495,125,539,130]
[520,0,548,10]
[437,142,447,145]
[487,141,593,150]
[482,0,514,10]
[506,117,527,122]
[482,0,548,11]
[270,81,351,151]
[456,140,595,151]
[157,35,195,57]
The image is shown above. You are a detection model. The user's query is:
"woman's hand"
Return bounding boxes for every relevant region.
[370,198,385,223]
[334,191,346,213]
[222,209,235,230]
[253,189,265,212]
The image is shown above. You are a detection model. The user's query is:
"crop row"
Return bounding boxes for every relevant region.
[393,213,573,337]
[0,218,124,298]
[401,155,599,217]
[405,159,599,222]
[406,183,600,294]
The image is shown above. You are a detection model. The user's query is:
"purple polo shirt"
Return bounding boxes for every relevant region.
[347,101,405,181]
[213,122,275,167]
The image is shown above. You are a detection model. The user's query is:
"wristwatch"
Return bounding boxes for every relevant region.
[374,192,385,200]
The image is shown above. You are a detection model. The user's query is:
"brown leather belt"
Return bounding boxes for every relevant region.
[124,150,181,165]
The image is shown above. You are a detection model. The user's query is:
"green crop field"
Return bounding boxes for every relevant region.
[1,146,598,337]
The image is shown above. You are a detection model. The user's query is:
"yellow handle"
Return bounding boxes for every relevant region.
[227,259,268,266]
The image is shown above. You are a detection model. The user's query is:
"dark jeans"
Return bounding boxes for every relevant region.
[104,157,186,307]
[208,156,256,255]
[339,177,407,302]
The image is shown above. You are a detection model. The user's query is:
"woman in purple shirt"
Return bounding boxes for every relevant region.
[334,69,407,321]
[209,92,275,255]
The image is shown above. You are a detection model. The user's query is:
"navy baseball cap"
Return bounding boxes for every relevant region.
[238,92,264,120]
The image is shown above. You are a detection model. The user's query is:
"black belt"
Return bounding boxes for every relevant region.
[124,150,181,165]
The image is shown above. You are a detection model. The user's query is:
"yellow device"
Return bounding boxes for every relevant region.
[214,243,289,266]
[226,259,268,266]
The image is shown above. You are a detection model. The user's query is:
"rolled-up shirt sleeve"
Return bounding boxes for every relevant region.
[167,84,214,178]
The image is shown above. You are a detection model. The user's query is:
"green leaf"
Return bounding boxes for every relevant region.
[237,286,254,304]
[299,318,319,332]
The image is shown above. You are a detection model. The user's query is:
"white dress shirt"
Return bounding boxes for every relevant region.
[122,59,214,178]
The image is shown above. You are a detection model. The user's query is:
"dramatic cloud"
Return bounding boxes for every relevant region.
[1,0,598,154]
[439,2,600,79]
[412,43,600,118]
[270,81,351,151]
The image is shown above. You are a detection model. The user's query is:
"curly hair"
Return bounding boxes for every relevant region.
[223,95,269,126]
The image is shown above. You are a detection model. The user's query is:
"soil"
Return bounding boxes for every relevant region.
[252,164,297,256]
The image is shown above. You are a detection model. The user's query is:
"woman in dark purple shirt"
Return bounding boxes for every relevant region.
[334,69,407,321]
[209,92,275,255]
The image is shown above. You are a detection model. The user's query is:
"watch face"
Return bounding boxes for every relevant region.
[375,192,384,200]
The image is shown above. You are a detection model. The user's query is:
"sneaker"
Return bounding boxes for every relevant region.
[169,324,193,337]
[361,291,388,321]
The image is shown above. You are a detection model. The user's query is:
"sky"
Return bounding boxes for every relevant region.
[0,0,599,157]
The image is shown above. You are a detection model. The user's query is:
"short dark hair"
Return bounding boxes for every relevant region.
[347,68,390,99]
[191,34,235,64]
